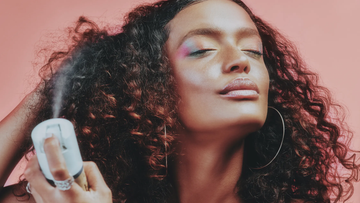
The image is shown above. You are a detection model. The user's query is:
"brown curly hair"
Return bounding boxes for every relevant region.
[14,0,359,202]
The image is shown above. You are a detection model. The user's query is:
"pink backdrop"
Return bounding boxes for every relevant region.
[1,0,359,201]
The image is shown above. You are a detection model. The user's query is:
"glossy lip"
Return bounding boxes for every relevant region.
[219,77,259,99]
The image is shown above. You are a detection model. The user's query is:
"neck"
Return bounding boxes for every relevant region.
[173,129,245,203]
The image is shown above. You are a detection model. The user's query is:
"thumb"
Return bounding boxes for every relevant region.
[83,161,110,193]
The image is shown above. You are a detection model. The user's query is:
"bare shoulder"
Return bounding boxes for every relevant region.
[0,184,35,203]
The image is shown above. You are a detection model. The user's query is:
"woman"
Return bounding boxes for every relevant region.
[0,0,358,202]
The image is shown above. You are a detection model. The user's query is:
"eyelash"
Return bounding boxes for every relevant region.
[243,50,263,58]
[188,49,215,57]
[187,49,263,58]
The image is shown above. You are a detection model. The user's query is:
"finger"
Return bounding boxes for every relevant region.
[24,155,54,195]
[83,162,109,193]
[44,134,71,181]
[30,186,45,203]
[43,135,81,194]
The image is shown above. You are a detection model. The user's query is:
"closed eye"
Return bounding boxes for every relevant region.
[188,49,215,57]
[243,50,263,59]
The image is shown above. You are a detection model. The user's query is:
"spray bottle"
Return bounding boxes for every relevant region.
[31,118,88,191]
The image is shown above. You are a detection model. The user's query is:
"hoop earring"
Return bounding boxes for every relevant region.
[251,106,285,170]
[164,124,168,173]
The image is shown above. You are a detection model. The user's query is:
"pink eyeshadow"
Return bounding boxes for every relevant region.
[177,40,198,59]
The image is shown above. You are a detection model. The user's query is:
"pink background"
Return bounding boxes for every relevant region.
[1,0,359,201]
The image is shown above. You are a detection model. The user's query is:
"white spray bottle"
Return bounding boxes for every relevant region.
[31,118,88,191]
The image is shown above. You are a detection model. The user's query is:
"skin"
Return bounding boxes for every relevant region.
[0,85,43,203]
[166,0,269,202]
[23,136,112,203]
[0,0,270,202]
[0,136,112,203]
[0,87,42,188]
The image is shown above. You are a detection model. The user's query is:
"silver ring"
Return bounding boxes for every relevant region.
[54,176,74,191]
[26,182,31,194]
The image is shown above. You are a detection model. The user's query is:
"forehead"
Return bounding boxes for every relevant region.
[167,0,258,48]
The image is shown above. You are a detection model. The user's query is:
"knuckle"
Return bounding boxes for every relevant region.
[24,168,33,179]
[50,166,68,179]
[97,183,112,196]
[102,187,112,197]
[88,161,97,168]
[85,161,99,171]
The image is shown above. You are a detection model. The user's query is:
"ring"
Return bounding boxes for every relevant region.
[26,182,31,194]
[54,176,74,191]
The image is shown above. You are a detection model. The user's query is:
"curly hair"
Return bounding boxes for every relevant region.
[15,0,359,202]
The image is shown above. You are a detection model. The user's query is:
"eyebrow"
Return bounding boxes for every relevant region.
[177,27,260,48]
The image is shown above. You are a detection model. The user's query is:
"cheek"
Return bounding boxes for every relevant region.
[262,71,270,93]
[173,63,218,130]
[173,60,270,133]
[257,66,270,125]
[256,64,270,93]
[173,61,219,93]
[176,68,205,89]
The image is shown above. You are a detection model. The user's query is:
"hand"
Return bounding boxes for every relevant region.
[24,136,112,203]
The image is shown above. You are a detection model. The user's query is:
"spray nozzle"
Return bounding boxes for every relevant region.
[42,124,67,152]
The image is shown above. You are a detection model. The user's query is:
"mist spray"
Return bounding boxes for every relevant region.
[30,53,88,191]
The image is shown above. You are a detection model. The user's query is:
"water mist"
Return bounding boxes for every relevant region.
[30,53,88,191]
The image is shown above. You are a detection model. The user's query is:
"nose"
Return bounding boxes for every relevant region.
[222,47,250,74]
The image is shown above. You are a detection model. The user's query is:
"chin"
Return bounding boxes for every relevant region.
[231,112,265,131]
[228,104,267,133]
[178,101,268,134]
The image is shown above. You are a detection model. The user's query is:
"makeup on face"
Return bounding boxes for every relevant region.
[176,37,218,59]
[166,0,269,134]
[177,39,199,59]
[176,36,263,61]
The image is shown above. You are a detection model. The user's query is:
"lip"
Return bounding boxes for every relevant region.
[219,77,259,99]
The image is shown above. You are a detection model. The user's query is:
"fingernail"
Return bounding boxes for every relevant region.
[41,134,54,153]
[44,133,60,146]
[45,133,53,139]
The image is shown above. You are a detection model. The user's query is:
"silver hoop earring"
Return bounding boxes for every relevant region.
[26,182,31,194]
[164,124,168,173]
[252,106,285,170]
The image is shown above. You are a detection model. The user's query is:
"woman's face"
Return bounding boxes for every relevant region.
[166,0,269,137]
